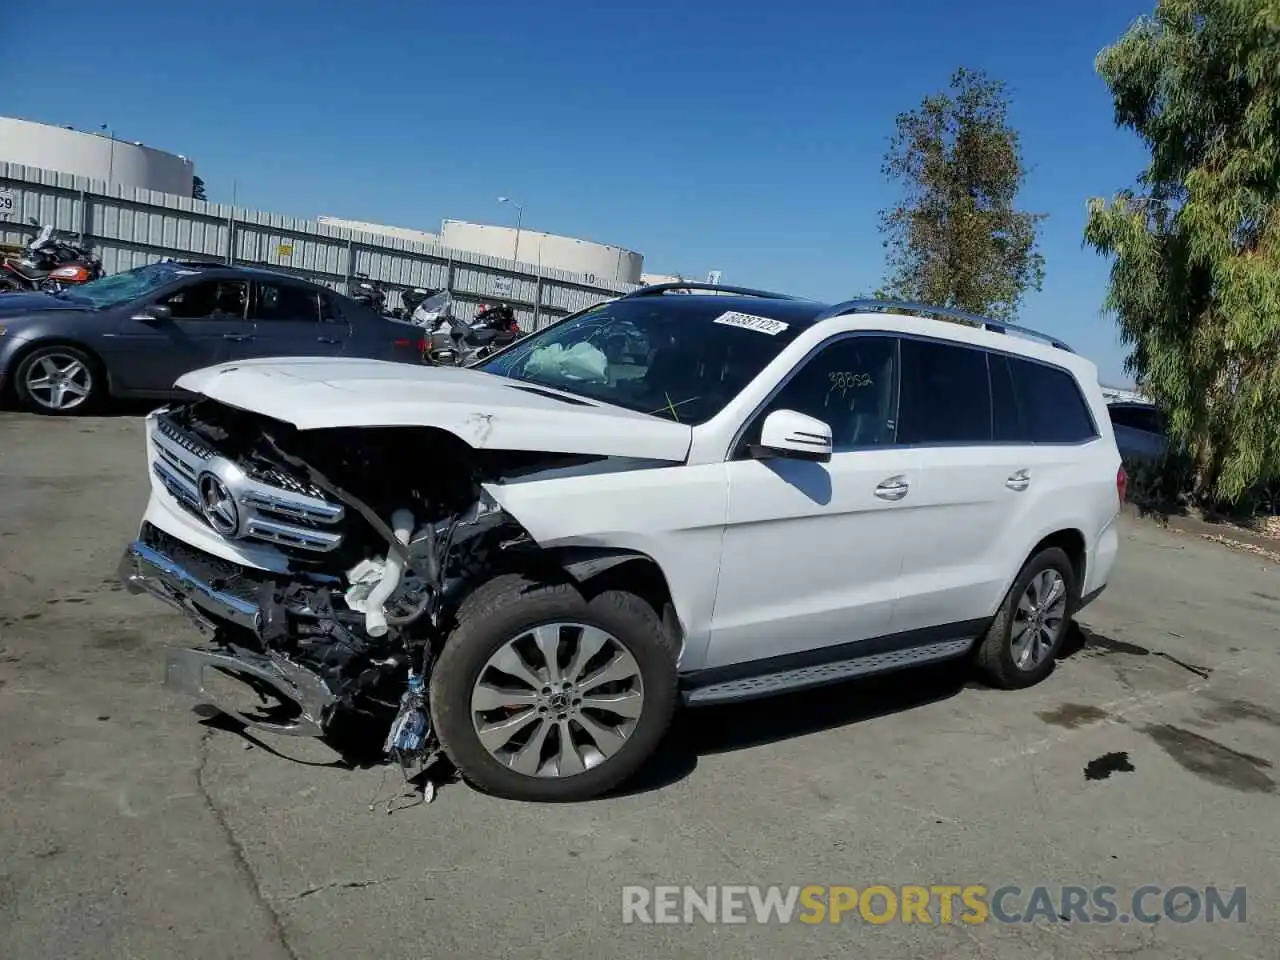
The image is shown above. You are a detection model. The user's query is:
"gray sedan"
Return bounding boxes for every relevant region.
[0,261,427,414]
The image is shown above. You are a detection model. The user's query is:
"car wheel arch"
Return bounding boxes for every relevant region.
[994,527,1087,618]
[547,547,685,656]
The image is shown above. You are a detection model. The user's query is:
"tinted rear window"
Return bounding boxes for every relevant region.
[1109,404,1163,434]
[990,353,1023,442]
[1006,356,1098,443]
[897,338,993,444]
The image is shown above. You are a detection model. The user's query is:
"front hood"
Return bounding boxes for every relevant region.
[0,291,92,319]
[175,357,693,462]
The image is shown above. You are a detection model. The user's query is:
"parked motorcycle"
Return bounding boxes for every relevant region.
[348,273,389,314]
[0,218,103,293]
[475,302,522,339]
[404,290,523,366]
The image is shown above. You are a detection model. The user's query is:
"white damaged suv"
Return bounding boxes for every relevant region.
[119,284,1125,802]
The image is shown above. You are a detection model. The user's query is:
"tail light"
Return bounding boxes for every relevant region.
[1117,465,1128,503]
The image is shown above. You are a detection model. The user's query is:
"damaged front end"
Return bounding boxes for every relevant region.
[119,398,573,768]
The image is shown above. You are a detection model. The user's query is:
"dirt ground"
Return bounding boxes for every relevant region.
[1,410,1278,960]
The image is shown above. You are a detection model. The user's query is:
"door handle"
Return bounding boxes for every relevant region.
[222,333,251,342]
[316,336,341,344]
[1006,469,1031,492]
[874,475,910,501]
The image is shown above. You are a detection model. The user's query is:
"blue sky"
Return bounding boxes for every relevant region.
[3,0,1154,384]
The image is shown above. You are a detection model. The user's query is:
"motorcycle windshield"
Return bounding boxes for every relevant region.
[411,291,454,326]
[420,291,452,314]
[31,225,55,249]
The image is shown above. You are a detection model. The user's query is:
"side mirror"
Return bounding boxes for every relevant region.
[749,409,833,463]
[134,303,172,322]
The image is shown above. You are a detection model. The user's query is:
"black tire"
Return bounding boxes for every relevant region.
[429,573,679,802]
[974,546,1078,690]
[12,343,103,415]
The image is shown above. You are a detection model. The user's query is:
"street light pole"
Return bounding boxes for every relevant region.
[497,196,524,264]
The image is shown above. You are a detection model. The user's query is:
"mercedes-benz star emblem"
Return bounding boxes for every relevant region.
[197,471,240,537]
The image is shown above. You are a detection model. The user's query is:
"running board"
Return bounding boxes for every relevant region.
[680,637,974,706]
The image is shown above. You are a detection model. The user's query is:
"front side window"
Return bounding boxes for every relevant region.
[318,292,343,322]
[738,335,899,455]
[896,338,993,445]
[161,279,248,320]
[475,298,807,424]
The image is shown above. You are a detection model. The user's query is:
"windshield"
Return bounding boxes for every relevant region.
[58,262,185,308]
[475,297,807,424]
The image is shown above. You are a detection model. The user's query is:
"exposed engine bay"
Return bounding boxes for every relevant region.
[127,398,607,780]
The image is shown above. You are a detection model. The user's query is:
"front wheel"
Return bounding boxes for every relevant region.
[974,546,1078,689]
[429,574,679,802]
[12,344,102,415]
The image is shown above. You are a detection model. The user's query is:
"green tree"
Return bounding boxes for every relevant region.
[192,175,207,201]
[877,67,1046,321]
[1084,0,1280,502]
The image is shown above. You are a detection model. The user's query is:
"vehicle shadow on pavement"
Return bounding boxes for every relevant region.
[617,661,978,797]
[618,623,1108,798]
[196,706,401,772]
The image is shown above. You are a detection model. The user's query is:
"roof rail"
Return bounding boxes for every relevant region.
[621,282,806,301]
[815,298,1073,352]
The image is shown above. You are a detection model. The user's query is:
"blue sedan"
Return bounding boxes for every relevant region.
[0,261,427,414]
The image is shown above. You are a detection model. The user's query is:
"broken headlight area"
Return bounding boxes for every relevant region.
[139,400,586,770]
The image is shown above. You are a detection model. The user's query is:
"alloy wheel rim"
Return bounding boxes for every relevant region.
[1011,569,1067,670]
[25,353,92,411]
[470,622,645,778]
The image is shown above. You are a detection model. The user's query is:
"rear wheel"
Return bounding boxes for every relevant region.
[13,344,102,415]
[975,547,1077,689]
[429,574,679,802]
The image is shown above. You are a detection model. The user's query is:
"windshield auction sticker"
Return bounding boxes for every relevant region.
[713,311,790,335]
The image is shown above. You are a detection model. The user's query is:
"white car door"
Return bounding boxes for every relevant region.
[890,342,1104,635]
[703,334,919,669]
[888,337,1024,634]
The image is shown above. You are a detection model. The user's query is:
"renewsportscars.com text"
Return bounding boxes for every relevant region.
[621,884,1247,925]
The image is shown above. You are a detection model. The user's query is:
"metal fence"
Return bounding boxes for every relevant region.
[0,162,639,329]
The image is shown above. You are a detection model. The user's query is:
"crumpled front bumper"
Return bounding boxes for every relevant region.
[118,539,262,635]
[117,539,337,737]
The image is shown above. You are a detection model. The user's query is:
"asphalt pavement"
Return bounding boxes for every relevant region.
[1,410,1278,960]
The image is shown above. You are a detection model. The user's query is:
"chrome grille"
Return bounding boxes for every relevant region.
[150,414,346,553]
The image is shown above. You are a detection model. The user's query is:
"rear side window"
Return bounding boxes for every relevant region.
[897,338,992,444]
[990,353,1022,442]
[1006,356,1098,443]
[253,282,321,323]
